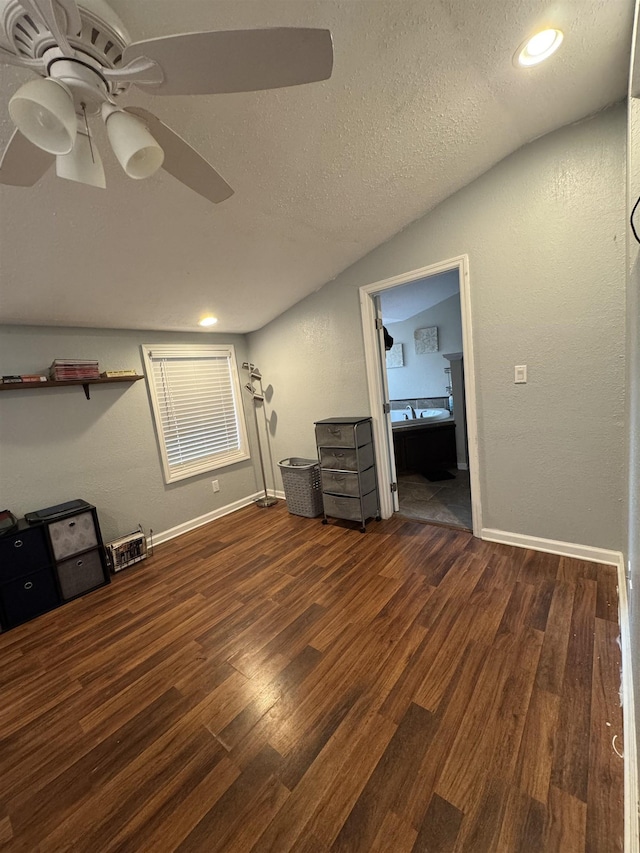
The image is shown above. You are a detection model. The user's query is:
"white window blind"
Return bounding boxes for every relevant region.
[142,344,249,483]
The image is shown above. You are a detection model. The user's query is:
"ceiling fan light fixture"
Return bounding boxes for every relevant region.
[102,104,164,179]
[515,28,563,67]
[56,126,106,189]
[9,77,77,155]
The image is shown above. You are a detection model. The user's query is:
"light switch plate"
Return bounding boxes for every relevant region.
[514,365,527,384]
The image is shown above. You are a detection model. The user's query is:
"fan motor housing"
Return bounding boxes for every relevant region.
[0,0,131,94]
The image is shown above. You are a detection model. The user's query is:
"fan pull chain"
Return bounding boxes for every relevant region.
[81,103,95,163]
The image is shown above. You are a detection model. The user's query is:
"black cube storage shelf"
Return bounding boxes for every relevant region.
[0,522,61,628]
[0,502,110,631]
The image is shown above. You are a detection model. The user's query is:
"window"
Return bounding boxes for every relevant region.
[142,343,250,484]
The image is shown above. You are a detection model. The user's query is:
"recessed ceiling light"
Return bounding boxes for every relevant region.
[199,316,218,327]
[515,28,563,67]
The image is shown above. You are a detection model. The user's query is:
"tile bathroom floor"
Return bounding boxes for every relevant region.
[397,467,472,530]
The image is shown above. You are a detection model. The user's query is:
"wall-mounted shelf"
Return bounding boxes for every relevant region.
[0,375,144,400]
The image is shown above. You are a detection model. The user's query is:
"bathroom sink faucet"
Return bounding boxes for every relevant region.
[405,405,416,419]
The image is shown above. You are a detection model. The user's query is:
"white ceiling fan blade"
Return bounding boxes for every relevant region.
[0,129,54,186]
[122,28,333,95]
[0,47,46,72]
[124,107,234,204]
[102,56,164,88]
[55,0,81,35]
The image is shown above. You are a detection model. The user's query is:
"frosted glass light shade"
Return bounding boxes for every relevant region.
[56,129,106,188]
[103,107,164,179]
[9,78,76,155]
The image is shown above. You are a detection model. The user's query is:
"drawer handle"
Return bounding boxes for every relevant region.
[68,521,76,528]
[13,539,23,548]
[76,560,83,567]
[24,581,33,590]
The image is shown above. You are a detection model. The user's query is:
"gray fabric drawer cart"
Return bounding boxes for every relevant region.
[314,416,381,532]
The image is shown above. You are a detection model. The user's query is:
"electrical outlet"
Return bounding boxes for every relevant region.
[514,365,527,384]
[212,480,220,493]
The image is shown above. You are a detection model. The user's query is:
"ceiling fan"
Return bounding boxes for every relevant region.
[0,0,333,202]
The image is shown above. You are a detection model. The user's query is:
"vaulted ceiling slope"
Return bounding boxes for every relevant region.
[0,0,633,333]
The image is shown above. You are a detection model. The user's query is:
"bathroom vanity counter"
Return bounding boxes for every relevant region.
[392,418,457,473]
[391,414,455,432]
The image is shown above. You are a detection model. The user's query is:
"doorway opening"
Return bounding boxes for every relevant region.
[380,270,470,529]
[359,255,482,537]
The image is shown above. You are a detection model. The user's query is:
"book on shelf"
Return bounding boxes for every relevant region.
[49,371,101,381]
[20,375,47,382]
[1,375,23,383]
[100,370,138,378]
[49,359,100,380]
[50,359,99,367]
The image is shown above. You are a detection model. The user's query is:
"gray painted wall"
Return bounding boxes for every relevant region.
[249,104,627,551]
[0,326,261,541]
[383,293,462,400]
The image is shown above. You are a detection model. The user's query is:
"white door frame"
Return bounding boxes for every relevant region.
[359,254,483,537]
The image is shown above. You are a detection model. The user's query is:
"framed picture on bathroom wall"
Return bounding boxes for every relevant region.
[386,343,404,368]
[414,326,438,354]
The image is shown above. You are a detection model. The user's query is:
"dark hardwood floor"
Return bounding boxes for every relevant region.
[0,503,623,851]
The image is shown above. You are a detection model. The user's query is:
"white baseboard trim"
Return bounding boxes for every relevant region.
[618,557,640,853]
[151,491,267,546]
[480,528,623,567]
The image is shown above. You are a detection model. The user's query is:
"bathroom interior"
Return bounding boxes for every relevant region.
[380,269,472,530]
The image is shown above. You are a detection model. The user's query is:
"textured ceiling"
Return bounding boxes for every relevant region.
[0,0,633,334]
[380,270,460,324]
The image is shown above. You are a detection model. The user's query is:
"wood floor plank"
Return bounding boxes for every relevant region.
[545,784,587,852]
[37,724,225,853]
[176,745,283,853]
[514,686,561,803]
[436,624,542,827]
[585,617,624,852]
[435,630,518,810]
[0,503,623,852]
[7,687,195,836]
[551,577,598,802]
[399,638,490,831]
[302,711,398,847]
[369,812,417,852]
[70,727,225,853]
[494,786,547,852]
[218,645,323,752]
[288,834,330,853]
[497,580,535,635]
[115,756,241,853]
[535,580,576,695]
[595,566,619,623]
[453,778,508,853]
[331,703,437,852]
[0,816,13,846]
[411,794,463,852]
[251,706,396,852]
[414,585,510,713]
